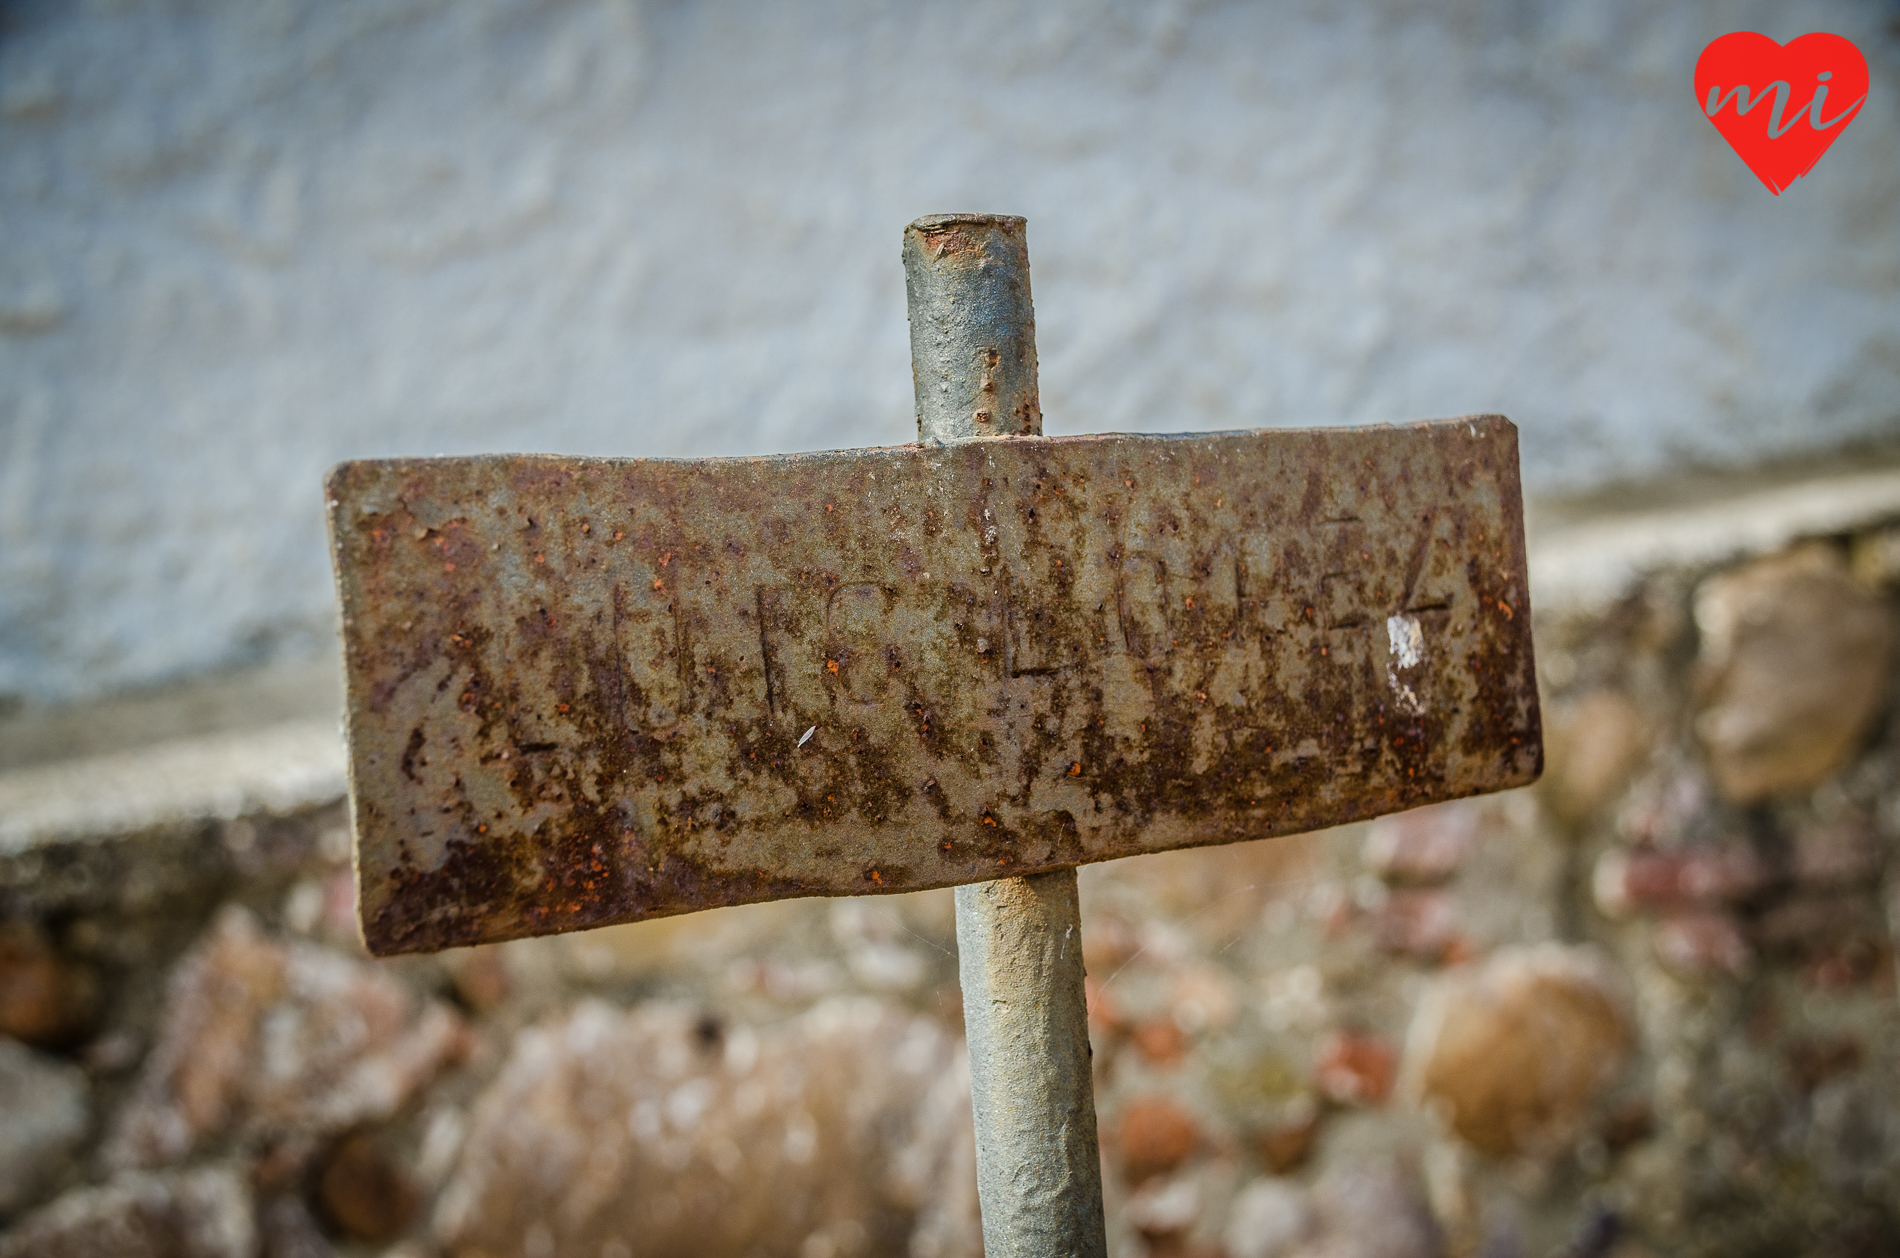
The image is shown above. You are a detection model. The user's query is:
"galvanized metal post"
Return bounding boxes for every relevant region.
[903,214,1107,1258]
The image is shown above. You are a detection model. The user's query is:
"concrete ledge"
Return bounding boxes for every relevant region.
[1527,466,1900,615]
[0,720,345,857]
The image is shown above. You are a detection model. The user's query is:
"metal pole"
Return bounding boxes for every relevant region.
[902,213,1043,441]
[903,214,1107,1258]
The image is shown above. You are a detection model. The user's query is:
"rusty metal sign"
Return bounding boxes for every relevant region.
[328,415,1540,956]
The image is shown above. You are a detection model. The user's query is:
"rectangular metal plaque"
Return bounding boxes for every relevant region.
[328,415,1541,955]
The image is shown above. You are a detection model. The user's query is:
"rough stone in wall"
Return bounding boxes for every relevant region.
[1693,543,1895,804]
[315,1130,422,1245]
[0,1038,90,1218]
[1402,945,1630,1157]
[1539,690,1652,825]
[0,1166,254,1258]
[1852,525,1900,590]
[1297,1158,1445,1258]
[435,999,978,1258]
[104,905,470,1171]
[1223,1177,1309,1258]
[256,1193,334,1258]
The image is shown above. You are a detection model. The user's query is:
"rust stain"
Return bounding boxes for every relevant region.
[327,415,1541,956]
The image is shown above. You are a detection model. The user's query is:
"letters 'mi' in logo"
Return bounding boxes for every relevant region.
[1695,32,1867,194]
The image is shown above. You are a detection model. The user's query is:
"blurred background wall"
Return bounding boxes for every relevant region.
[2,0,1897,706]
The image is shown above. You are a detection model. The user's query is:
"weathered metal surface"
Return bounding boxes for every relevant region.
[327,415,1541,956]
[904,214,1042,441]
[956,869,1105,1258]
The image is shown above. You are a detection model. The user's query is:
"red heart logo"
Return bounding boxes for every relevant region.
[1695,32,1867,194]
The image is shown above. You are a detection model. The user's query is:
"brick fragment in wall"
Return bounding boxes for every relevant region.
[1753,890,1888,955]
[0,920,98,1049]
[0,1165,254,1258]
[1402,945,1629,1158]
[1592,844,1772,917]
[1314,1030,1397,1106]
[1693,544,1896,804]
[1256,1097,1321,1175]
[434,998,978,1258]
[1615,772,1716,850]
[1370,888,1464,963]
[102,905,470,1170]
[1790,820,1886,888]
[1132,1015,1190,1066]
[1113,1096,1202,1186]
[0,1037,90,1219]
[1361,802,1477,885]
[1652,910,1753,978]
[440,944,511,1013]
[1783,1035,1865,1095]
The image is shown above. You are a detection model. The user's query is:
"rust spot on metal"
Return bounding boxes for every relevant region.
[328,415,1541,956]
[918,226,979,259]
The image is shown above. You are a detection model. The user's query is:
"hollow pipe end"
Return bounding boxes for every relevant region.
[907,212,1026,234]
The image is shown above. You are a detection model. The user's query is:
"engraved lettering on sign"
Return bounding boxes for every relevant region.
[1181,546,1239,644]
[670,571,766,720]
[1118,543,1244,668]
[1236,534,1297,644]
[630,513,1485,733]
[757,587,784,719]
[756,584,827,727]
[1117,552,1171,663]
[1379,509,1465,715]
[1316,519,1369,631]
[828,582,894,704]
[614,576,682,729]
[1007,576,1085,678]
[502,604,579,755]
[1399,509,1460,620]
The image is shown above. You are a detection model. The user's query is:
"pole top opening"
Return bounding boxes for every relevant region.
[907,212,1026,233]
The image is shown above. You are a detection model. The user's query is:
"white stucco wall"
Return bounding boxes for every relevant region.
[2,0,1896,705]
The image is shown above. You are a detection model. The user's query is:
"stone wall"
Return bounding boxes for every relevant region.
[3,0,1898,705]
[2,499,1897,1257]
